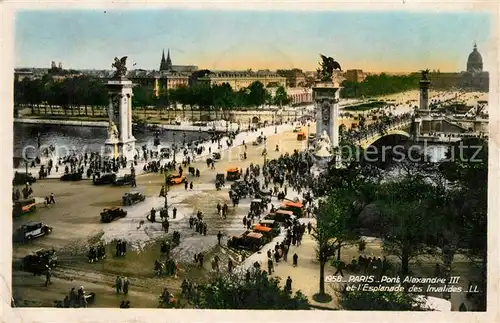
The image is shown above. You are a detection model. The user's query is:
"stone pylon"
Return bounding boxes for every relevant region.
[104,77,136,160]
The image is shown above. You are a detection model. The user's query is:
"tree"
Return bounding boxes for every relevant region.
[337,290,432,311]
[189,269,310,309]
[273,86,289,106]
[312,194,349,302]
[375,176,439,276]
[247,81,268,107]
[437,138,487,310]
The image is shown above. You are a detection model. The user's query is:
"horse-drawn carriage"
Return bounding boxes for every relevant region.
[13,171,36,186]
[250,199,267,215]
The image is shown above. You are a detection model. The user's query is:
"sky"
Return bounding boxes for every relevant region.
[14,9,493,73]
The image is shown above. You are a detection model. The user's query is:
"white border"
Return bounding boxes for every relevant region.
[1,1,499,323]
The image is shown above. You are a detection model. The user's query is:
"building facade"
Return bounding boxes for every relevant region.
[198,71,286,91]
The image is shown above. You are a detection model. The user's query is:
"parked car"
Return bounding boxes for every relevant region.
[113,174,134,186]
[22,248,57,275]
[122,191,146,206]
[60,172,83,181]
[13,172,36,186]
[226,167,241,181]
[93,173,116,185]
[227,232,264,252]
[12,198,37,217]
[100,207,128,223]
[14,221,52,242]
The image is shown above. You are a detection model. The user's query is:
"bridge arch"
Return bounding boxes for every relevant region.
[360,129,411,149]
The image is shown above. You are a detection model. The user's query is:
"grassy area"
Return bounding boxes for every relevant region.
[344,101,387,111]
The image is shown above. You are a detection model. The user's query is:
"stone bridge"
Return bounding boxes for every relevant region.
[357,119,412,149]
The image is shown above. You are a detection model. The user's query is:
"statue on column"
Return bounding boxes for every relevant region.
[420,69,430,80]
[108,121,120,140]
[112,56,128,78]
[317,54,342,81]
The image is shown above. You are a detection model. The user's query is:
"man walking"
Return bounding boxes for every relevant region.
[44,267,52,287]
[123,277,129,296]
[217,231,223,245]
[115,276,123,294]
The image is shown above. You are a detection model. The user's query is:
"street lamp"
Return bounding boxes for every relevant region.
[172,132,176,163]
[307,123,311,150]
[164,184,169,216]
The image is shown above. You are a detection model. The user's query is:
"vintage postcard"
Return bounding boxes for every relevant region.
[1,1,498,322]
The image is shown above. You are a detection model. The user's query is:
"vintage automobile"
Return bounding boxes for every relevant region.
[122,191,146,206]
[293,126,303,133]
[265,209,294,222]
[226,168,241,181]
[250,199,267,214]
[281,201,304,218]
[60,172,83,181]
[22,248,58,275]
[230,180,249,198]
[100,207,128,223]
[14,221,52,242]
[252,225,273,241]
[227,232,264,252]
[297,132,306,141]
[12,198,37,217]
[113,174,134,186]
[216,173,225,185]
[259,219,281,236]
[169,174,187,185]
[212,152,221,160]
[254,191,272,204]
[93,173,117,185]
[13,172,37,186]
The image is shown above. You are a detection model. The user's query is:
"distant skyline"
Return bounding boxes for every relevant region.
[15,10,492,73]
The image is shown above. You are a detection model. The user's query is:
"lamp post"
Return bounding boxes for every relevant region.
[307,123,310,150]
[164,184,169,216]
[172,132,176,163]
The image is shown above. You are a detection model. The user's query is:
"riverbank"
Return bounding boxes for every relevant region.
[14,117,248,133]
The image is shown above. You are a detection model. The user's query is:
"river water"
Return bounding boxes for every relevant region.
[13,123,213,158]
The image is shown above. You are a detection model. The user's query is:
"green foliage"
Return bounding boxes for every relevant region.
[341,73,420,98]
[337,290,432,311]
[344,101,387,111]
[191,269,310,309]
[15,76,284,112]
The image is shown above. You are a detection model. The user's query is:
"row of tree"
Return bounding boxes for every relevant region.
[14,75,290,115]
[341,73,421,98]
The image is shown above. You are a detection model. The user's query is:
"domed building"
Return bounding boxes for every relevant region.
[466,43,483,73]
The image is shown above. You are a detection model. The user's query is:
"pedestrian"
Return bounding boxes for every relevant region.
[123,277,129,296]
[44,267,52,287]
[334,260,345,277]
[283,245,288,262]
[285,276,292,294]
[49,193,55,204]
[190,181,194,190]
[267,258,274,274]
[307,222,312,234]
[217,231,223,245]
[184,181,188,190]
[115,276,123,294]
[173,207,177,219]
[228,259,233,273]
[292,253,298,267]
